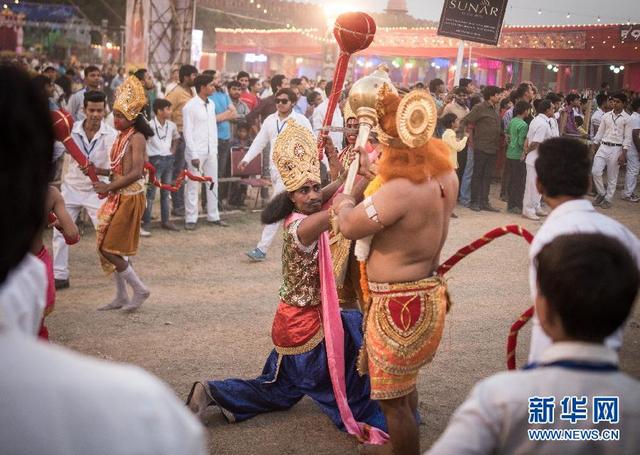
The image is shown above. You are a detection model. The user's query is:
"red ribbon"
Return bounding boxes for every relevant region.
[144,161,213,192]
[47,212,79,245]
[436,225,534,370]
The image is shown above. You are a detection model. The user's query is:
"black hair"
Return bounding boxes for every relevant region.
[261,191,294,224]
[290,78,302,87]
[0,66,54,285]
[134,68,147,81]
[84,65,100,77]
[536,233,639,343]
[307,91,320,104]
[202,69,216,77]
[453,86,467,96]
[545,92,562,104]
[504,82,514,91]
[236,122,250,131]
[532,98,542,113]
[55,75,72,100]
[631,98,640,113]
[537,99,553,114]
[440,112,458,129]
[325,80,334,97]
[133,114,155,139]
[65,69,76,77]
[500,97,512,110]
[459,78,472,88]
[535,137,590,198]
[482,85,501,100]
[249,77,259,89]
[575,116,584,127]
[600,81,610,89]
[275,88,297,104]
[514,100,531,116]
[32,74,52,94]
[565,93,580,104]
[83,90,106,108]
[270,74,287,94]
[595,93,609,108]
[153,98,172,114]
[429,78,444,92]
[227,80,242,90]
[179,64,198,83]
[237,71,250,80]
[610,92,627,104]
[514,82,530,100]
[469,94,482,109]
[194,74,214,93]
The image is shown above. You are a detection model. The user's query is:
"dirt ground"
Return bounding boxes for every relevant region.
[46,184,640,454]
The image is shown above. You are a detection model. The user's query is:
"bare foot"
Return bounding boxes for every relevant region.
[186,382,211,420]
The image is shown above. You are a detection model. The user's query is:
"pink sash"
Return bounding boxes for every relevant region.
[286,213,388,444]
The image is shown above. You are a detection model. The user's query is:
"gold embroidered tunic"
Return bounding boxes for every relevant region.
[279,218,320,307]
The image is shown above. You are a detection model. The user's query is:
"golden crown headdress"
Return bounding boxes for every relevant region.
[113,75,147,121]
[273,119,320,192]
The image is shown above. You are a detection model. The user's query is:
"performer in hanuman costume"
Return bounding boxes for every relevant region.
[334,85,458,454]
[186,119,388,445]
[92,76,153,311]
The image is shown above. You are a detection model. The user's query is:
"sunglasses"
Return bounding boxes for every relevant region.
[275,98,290,104]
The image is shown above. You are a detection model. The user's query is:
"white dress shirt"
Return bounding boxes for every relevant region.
[427,342,640,455]
[628,112,640,154]
[64,120,116,192]
[147,118,179,157]
[0,331,205,455]
[590,108,604,139]
[241,111,313,171]
[593,110,632,150]
[182,95,218,161]
[0,254,46,337]
[312,98,343,148]
[525,113,555,165]
[527,199,640,361]
[67,87,86,121]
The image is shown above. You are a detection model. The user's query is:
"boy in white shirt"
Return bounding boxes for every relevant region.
[142,99,180,233]
[427,233,640,455]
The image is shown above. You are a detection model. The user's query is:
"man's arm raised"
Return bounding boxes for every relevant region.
[335,178,411,240]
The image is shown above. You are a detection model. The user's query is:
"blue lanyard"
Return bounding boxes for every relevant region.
[78,133,97,156]
[276,118,288,135]
[523,359,618,372]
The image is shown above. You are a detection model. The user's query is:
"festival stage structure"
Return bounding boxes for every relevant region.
[212,22,640,91]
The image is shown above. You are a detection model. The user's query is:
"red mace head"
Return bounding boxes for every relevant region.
[50,109,74,141]
[333,12,376,55]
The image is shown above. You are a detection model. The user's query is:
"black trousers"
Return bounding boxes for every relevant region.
[470,150,496,207]
[456,145,468,185]
[217,139,231,201]
[507,158,526,210]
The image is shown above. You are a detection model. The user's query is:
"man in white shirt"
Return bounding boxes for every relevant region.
[589,93,609,139]
[239,88,313,261]
[621,98,640,202]
[522,100,557,220]
[66,65,102,121]
[53,91,116,290]
[0,68,205,453]
[182,74,226,229]
[427,233,640,455]
[312,80,344,150]
[142,98,181,233]
[528,137,640,362]
[592,92,632,209]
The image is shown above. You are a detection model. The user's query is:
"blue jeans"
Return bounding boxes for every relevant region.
[144,154,175,224]
[459,146,474,206]
[171,135,186,211]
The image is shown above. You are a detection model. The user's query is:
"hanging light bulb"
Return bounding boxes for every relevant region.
[597,16,601,22]
[566,13,571,19]
[537,9,542,15]
[613,68,620,74]
[547,64,553,70]
[610,65,615,70]
[620,65,625,70]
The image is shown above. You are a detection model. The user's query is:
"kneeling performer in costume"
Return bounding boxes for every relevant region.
[186,119,388,445]
[93,76,153,311]
[334,87,458,455]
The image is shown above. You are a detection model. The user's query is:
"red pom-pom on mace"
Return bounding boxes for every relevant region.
[318,12,376,159]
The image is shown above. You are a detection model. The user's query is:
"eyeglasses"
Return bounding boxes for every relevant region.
[275,98,290,104]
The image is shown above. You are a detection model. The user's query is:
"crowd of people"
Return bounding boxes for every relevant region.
[1,57,640,455]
